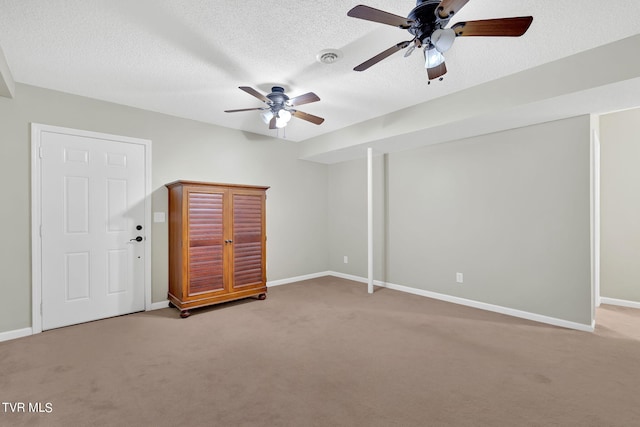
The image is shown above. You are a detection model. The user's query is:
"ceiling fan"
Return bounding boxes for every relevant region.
[348,0,533,81]
[224,86,325,129]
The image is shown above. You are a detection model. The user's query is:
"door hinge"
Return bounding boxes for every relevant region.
[39,225,43,237]
[40,302,43,315]
[39,146,43,159]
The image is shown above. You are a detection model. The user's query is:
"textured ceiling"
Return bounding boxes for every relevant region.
[1,0,640,157]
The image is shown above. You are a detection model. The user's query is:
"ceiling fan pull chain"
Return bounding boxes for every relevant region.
[404,45,416,57]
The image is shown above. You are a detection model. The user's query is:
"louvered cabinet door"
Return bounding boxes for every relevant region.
[231,191,266,290]
[187,189,226,296]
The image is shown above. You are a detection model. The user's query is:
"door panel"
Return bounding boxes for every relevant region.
[232,193,265,289]
[64,176,89,233]
[65,252,90,300]
[187,190,225,295]
[41,131,146,330]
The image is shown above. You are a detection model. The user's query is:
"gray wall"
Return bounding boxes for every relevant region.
[328,159,367,275]
[329,116,593,325]
[600,108,640,303]
[327,155,386,279]
[0,83,329,334]
[0,82,600,333]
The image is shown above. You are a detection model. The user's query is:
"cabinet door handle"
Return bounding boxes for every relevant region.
[224,239,233,244]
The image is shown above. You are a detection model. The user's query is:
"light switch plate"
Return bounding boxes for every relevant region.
[153,212,166,223]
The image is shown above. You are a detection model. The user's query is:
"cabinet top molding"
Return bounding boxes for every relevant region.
[165,180,270,191]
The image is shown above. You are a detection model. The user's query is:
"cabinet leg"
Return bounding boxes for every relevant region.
[168,301,176,309]
[258,293,267,300]
[180,310,191,318]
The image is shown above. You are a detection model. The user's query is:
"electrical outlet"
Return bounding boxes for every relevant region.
[456,272,464,283]
[343,256,348,264]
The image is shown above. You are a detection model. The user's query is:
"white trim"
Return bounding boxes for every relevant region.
[0,328,32,343]
[367,147,374,294]
[31,123,152,334]
[591,128,601,311]
[327,271,594,332]
[31,124,43,334]
[9,266,600,343]
[145,268,599,332]
[379,281,594,332]
[143,135,153,312]
[150,301,169,310]
[600,297,640,310]
[267,271,331,287]
[328,271,370,284]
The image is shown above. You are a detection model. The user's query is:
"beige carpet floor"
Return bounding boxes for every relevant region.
[1,276,639,426]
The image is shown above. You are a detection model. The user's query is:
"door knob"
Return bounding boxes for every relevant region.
[130,236,143,242]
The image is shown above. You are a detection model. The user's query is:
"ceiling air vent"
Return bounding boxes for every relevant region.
[316,49,343,64]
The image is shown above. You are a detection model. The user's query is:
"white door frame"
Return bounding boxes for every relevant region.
[31,123,152,334]
[591,128,601,313]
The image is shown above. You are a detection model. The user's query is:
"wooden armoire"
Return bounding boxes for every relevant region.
[165,181,269,317]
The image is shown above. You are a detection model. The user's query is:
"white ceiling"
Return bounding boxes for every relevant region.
[2,0,640,162]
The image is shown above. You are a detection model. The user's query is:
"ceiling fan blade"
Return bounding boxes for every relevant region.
[436,0,471,19]
[293,110,325,125]
[238,86,269,103]
[269,116,277,130]
[354,40,412,72]
[347,5,413,29]
[452,16,533,37]
[289,92,320,107]
[224,108,263,113]
[427,61,447,80]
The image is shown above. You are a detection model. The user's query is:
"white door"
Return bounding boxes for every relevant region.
[38,128,147,330]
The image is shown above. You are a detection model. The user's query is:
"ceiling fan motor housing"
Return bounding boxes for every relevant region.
[408,0,451,44]
[266,86,290,111]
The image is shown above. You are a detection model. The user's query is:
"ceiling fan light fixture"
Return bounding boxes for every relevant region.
[425,46,444,68]
[275,109,292,128]
[278,109,292,121]
[275,118,288,128]
[431,28,456,53]
[261,110,274,124]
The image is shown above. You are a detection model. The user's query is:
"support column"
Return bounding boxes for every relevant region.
[367,147,374,294]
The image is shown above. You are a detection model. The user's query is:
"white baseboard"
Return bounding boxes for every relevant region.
[327,271,369,283]
[1,273,600,342]
[600,297,640,310]
[0,327,32,343]
[327,271,594,332]
[267,271,331,287]
[3,303,170,343]
[149,300,169,310]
